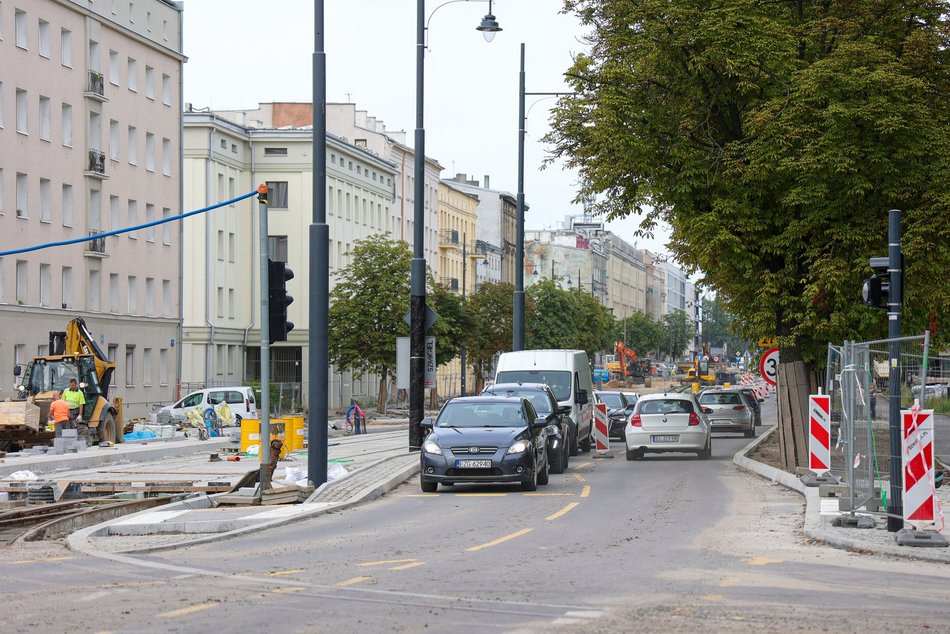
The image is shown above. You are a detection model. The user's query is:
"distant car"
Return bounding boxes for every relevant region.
[419,396,550,492]
[594,390,635,439]
[737,388,763,426]
[699,388,755,438]
[482,383,571,474]
[157,386,257,425]
[625,392,711,460]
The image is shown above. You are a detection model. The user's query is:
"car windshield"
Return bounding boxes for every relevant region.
[622,393,639,405]
[638,399,694,415]
[700,392,742,405]
[437,402,525,428]
[496,370,572,401]
[597,392,625,409]
[487,389,552,415]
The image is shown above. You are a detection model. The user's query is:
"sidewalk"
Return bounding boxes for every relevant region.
[69,429,419,555]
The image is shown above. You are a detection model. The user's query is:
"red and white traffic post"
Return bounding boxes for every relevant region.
[901,405,943,531]
[592,402,612,459]
[808,393,831,476]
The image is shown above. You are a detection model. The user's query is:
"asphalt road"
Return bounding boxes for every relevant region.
[5,400,950,633]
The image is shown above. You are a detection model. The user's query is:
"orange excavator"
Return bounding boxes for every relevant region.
[605,342,645,383]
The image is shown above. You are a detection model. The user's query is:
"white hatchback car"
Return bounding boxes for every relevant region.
[625,392,711,460]
[157,386,258,425]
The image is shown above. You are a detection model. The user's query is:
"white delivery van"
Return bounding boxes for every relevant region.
[494,350,594,455]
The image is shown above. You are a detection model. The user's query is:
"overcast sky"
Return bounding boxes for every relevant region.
[180,0,671,255]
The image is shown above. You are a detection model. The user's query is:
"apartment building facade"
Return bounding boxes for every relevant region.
[444,174,517,286]
[0,0,183,415]
[181,110,398,409]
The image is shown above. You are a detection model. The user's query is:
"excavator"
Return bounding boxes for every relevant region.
[605,342,652,386]
[11,318,124,447]
[682,341,716,386]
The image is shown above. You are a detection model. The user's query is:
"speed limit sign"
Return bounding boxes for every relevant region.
[759,347,780,386]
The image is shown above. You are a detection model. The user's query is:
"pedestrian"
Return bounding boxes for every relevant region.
[49,391,73,437]
[870,383,878,419]
[63,378,86,423]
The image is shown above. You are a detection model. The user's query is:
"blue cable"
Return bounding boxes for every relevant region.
[0,189,258,257]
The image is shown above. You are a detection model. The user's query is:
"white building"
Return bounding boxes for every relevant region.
[181,109,398,410]
[662,263,700,360]
[443,174,517,286]
[0,0,184,416]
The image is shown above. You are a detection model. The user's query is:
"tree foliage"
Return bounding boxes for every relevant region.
[548,0,950,364]
[661,311,696,362]
[465,282,514,385]
[702,295,748,355]
[526,280,614,359]
[427,279,470,367]
[613,311,665,358]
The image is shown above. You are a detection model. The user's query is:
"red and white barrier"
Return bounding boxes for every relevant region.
[593,403,609,453]
[902,405,943,529]
[808,394,831,475]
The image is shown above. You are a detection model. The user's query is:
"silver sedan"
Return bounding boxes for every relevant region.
[699,389,755,438]
[625,392,711,460]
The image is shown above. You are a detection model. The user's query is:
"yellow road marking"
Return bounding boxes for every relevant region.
[466,528,534,552]
[573,462,592,470]
[581,485,591,498]
[546,502,580,521]
[572,473,586,483]
[407,494,438,498]
[389,561,426,571]
[358,559,417,567]
[702,594,724,602]
[157,603,218,619]
[272,587,305,594]
[12,556,75,564]
[335,576,372,587]
[455,493,507,497]
[743,556,783,566]
[523,492,575,496]
[267,569,304,576]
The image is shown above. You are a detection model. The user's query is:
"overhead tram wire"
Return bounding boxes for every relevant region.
[0,190,258,258]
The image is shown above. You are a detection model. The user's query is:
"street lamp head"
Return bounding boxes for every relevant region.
[476,12,502,42]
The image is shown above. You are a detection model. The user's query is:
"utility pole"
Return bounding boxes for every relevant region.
[513,43,526,352]
[257,186,273,491]
[460,234,469,396]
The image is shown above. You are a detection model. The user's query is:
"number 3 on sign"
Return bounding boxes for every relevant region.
[760,347,780,386]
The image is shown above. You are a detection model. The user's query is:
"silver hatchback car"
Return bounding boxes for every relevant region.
[699,389,755,438]
[625,392,711,460]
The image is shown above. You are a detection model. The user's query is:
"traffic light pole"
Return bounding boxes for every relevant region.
[886,208,903,532]
[258,186,273,491]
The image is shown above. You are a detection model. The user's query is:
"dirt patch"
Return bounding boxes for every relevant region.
[748,429,791,473]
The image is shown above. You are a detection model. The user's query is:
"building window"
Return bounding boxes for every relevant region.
[145,277,154,315]
[128,200,138,238]
[14,9,26,49]
[110,273,119,312]
[145,65,154,99]
[62,183,72,226]
[228,177,235,203]
[62,103,73,147]
[227,345,235,375]
[162,138,170,175]
[38,96,50,140]
[217,173,224,202]
[15,260,28,303]
[268,236,288,263]
[128,126,137,164]
[228,288,235,319]
[87,269,100,311]
[125,345,135,386]
[38,19,49,57]
[127,58,137,91]
[88,111,101,151]
[40,264,50,306]
[216,230,224,260]
[15,88,27,134]
[264,147,287,156]
[109,119,118,159]
[108,344,117,364]
[0,82,4,129]
[62,266,72,308]
[16,172,27,218]
[127,275,137,313]
[159,349,168,386]
[39,178,50,222]
[162,279,171,315]
[228,232,235,262]
[265,181,288,209]
[61,29,72,67]
[145,132,154,171]
[143,348,152,386]
[162,73,170,105]
[110,195,119,231]
[88,39,99,72]
[109,50,119,85]
[0,168,4,215]
[162,208,171,244]
[145,204,155,241]
[217,287,224,318]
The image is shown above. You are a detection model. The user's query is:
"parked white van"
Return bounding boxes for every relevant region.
[494,350,594,455]
[157,386,258,425]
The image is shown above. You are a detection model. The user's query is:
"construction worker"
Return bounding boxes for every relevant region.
[49,391,73,437]
[63,378,86,423]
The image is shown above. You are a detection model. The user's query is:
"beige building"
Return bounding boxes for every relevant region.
[0,0,184,415]
[182,110,398,410]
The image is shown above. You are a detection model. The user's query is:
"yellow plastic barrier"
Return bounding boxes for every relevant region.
[285,415,306,451]
[240,418,290,460]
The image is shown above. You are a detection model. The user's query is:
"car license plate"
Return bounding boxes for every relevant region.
[712,419,731,425]
[652,435,678,443]
[456,459,492,468]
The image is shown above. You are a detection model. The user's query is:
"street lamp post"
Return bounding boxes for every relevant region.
[410,0,502,451]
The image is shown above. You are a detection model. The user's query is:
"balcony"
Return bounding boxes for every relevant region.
[85,71,107,101]
[439,229,460,249]
[440,277,460,293]
[84,230,108,258]
[85,149,107,179]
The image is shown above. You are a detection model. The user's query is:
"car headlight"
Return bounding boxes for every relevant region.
[507,439,530,454]
[422,439,442,455]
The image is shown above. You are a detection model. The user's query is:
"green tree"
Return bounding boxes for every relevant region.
[465,282,514,392]
[548,0,950,466]
[702,296,748,356]
[662,311,695,362]
[613,311,664,358]
[427,279,469,367]
[526,280,614,359]
[328,235,409,413]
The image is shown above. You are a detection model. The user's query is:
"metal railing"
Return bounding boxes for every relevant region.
[87,230,106,254]
[439,276,459,292]
[87,149,106,175]
[439,229,460,245]
[87,71,105,97]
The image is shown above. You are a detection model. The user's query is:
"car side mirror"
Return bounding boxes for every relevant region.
[557,405,572,415]
[576,389,589,405]
[532,417,548,429]
[421,417,434,428]
[13,366,21,377]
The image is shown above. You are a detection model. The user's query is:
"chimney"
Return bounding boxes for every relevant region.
[484,175,490,189]
[454,173,467,183]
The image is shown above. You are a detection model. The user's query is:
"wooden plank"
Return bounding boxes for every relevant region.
[79,485,232,493]
[776,365,797,470]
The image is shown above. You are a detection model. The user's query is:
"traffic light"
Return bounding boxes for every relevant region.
[268,258,294,343]
[862,256,892,310]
